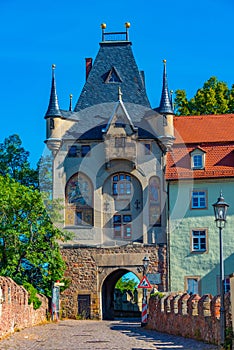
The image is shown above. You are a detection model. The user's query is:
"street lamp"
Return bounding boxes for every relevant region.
[141,256,150,327]
[143,256,150,272]
[213,192,229,349]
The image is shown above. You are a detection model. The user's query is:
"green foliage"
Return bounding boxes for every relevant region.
[174,77,234,116]
[38,154,53,195]
[150,291,164,299]
[115,276,138,293]
[0,175,71,297]
[23,282,42,310]
[0,134,38,188]
[225,327,234,349]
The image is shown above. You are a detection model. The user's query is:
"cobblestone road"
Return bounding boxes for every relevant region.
[0,319,218,350]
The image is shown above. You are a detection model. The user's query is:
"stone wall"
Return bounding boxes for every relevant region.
[147,292,232,345]
[60,244,167,319]
[0,277,48,339]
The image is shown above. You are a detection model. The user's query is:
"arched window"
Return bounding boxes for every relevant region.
[65,173,93,226]
[149,176,161,226]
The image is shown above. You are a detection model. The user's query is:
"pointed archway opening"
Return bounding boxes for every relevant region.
[102,269,140,320]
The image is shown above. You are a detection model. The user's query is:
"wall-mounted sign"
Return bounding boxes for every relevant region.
[146,273,161,285]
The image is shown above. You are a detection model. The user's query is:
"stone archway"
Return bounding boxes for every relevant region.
[101,268,140,320]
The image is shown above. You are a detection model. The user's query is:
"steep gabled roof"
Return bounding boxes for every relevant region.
[166,114,234,180]
[102,90,138,134]
[74,41,151,111]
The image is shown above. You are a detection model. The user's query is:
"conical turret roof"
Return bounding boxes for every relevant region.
[158,60,174,114]
[45,64,63,118]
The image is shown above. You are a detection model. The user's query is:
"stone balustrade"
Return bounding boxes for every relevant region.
[147,292,232,345]
[0,277,48,339]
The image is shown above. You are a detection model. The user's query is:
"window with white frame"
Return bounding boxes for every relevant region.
[193,154,202,168]
[191,229,207,252]
[191,190,207,209]
[190,148,205,169]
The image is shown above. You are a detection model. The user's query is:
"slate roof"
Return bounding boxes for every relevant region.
[166,114,234,180]
[74,41,151,111]
[45,33,167,142]
[158,60,174,114]
[62,103,159,141]
[45,65,63,118]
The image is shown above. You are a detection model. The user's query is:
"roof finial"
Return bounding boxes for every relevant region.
[158,59,174,115]
[101,23,106,41]
[45,64,62,118]
[69,94,73,111]
[125,22,130,41]
[118,86,123,101]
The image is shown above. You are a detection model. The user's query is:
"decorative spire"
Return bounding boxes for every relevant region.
[69,94,73,111]
[158,60,174,114]
[45,64,62,118]
[118,86,123,101]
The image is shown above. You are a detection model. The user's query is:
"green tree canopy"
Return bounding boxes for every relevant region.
[174,77,234,116]
[0,134,38,188]
[0,175,70,297]
[115,275,138,293]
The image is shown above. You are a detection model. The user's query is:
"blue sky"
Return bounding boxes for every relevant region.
[0,0,233,167]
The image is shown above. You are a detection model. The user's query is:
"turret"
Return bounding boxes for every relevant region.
[157,60,175,151]
[44,64,63,156]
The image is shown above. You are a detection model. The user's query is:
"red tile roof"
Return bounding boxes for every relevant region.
[166,114,234,180]
[173,114,234,144]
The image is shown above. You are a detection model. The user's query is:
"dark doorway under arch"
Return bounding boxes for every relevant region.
[101,269,140,320]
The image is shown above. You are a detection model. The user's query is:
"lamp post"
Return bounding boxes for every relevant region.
[212,192,229,349]
[141,256,150,327]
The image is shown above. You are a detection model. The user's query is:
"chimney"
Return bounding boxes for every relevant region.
[85,58,92,80]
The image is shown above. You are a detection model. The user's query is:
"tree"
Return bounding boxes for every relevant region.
[0,175,71,298]
[0,134,38,188]
[115,275,138,293]
[174,77,234,115]
[38,154,53,195]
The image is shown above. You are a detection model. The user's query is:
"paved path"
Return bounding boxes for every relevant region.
[0,319,218,350]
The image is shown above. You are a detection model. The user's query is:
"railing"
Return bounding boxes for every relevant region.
[102,31,129,42]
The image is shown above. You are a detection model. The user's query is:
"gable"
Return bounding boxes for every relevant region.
[102,99,137,136]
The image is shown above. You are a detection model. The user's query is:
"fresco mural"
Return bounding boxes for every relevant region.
[149,176,161,226]
[65,173,93,226]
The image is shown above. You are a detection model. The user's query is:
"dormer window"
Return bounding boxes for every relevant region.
[104,67,122,84]
[190,148,206,169]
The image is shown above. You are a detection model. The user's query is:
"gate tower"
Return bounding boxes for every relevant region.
[44,23,175,319]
